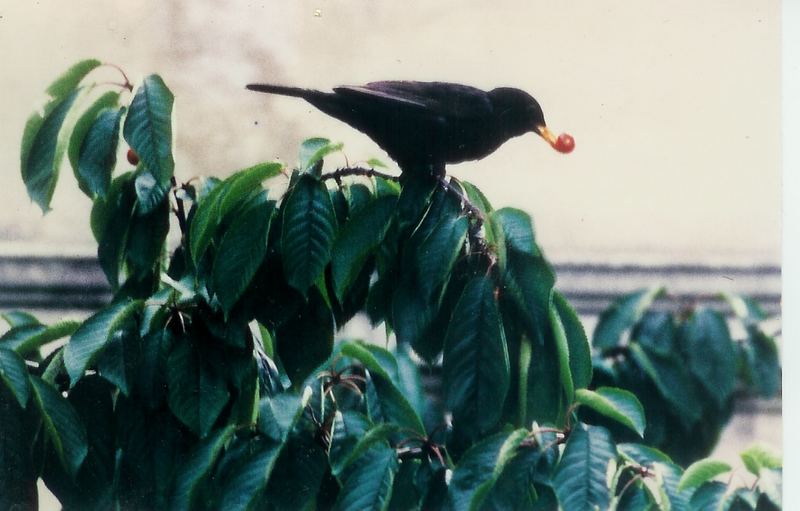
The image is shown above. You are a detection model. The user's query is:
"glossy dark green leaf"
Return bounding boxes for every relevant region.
[169,425,236,511]
[553,423,615,511]
[576,387,646,437]
[67,91,120,192]
[443,276,509,442]
[689,481,728,511]
[93,172,137,288]
[0,387,39,509]
[263,435,327,510]
[549,300,575,401]
[334,444,398,511]
[21,90,80,212]
[332,423,399,477]
[257,390,310,442]
[1,310,40,328]
[63,299,142,386]
[593,287,664,350]
[740,327,781,398]
[395,176,437,232]
[123,74,175,213]
[677,459,732,491]
[0,348,30,408]
[30,376,88,476]
[445,429,528,511]
[281,174,337,293]
[655,460,692,511]
[682,309,737,407]
[21,59,101,212]
[75,106,124,199]
[1,320,79,358]
[633,310,676,357]
[167,338,230,437]
[212,194,274,313]
[330,411,373,474]
[340,342,426,435]
[629,344,703,426]
[332,194,396,301]
[219,437,282,511]
[299,137,343,173]
[125,188,170,281]
[387,458,422,511]
[216,162,283,218]
[275,287,334,387]
[617,443,672,465]
[554,291,592,390]
[480,444,544,511]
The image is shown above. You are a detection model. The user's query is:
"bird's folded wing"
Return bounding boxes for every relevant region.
[334,81,493,120]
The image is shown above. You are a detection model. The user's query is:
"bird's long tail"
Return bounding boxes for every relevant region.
[246,83,312,98]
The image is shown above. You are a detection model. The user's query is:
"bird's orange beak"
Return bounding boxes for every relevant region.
[537,126,575,154]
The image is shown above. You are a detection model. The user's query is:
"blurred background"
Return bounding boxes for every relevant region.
[0,0,781,501]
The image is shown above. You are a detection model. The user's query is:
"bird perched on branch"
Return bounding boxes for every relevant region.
[246,81,574,177]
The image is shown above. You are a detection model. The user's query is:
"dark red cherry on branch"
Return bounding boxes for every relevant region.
[554,133,575,154]
[127,148,140,165]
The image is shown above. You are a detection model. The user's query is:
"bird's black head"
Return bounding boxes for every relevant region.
[488,87,574,153]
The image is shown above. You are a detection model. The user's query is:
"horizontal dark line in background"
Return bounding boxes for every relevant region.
[0,255,782,315]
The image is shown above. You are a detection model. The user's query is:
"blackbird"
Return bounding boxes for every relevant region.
[246,81,573,175]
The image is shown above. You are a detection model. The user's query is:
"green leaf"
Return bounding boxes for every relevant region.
[263,435,327,509]
[123,74,175,213]
[281,174,337,293]
[275,287,334,387]
[652,461,691,511]
[30,375,89,476]
[554,291,592,390]
[740,328,781,398]
[334,444,398,511]
[617,443,672,465]
[689,481,728,511]
[21,90,81,212]
[395,176,436,232]
[332,195,397,301]
[367,157,388,169]
[722,292,767,324]
[299,137,343,173]
[0,348,30,408]
[445,429,528,511]
[20,59,101,211]
[677,459,731,492]
[409,190,469,301]
[126,194,170,278]
[170,424,236,511]
[63,299,142,386]
[219,438,283,511]
[593,287,664,350]
[257,389,311,442]
[443,277,510,442]
[1,320,79,357]
[46,59,103,99]
[1,311,40,328]
[212,194,275,313]
[575,387,646,437]
[740,443,781,476]
[629,344,703,426]
[340,342,426,435]
[549,300,575,402]
[632,311,676,357]
[552,423,615,511]
[93,172,137,288]
[74,105,124,200]
[332,423,400,477]
[682,309,737,407]
[167,338,231,437]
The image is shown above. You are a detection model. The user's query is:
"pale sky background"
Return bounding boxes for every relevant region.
[0,0,781,265]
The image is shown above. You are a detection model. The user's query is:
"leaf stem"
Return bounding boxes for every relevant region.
[102,62,134,92]
[171,177,188,235]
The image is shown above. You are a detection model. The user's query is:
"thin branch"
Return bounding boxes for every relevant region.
[321,166,400,182]
[171,177,188,235]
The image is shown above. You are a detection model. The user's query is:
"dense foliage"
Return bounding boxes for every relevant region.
[588,289,781,466]
[0,60,782,510]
